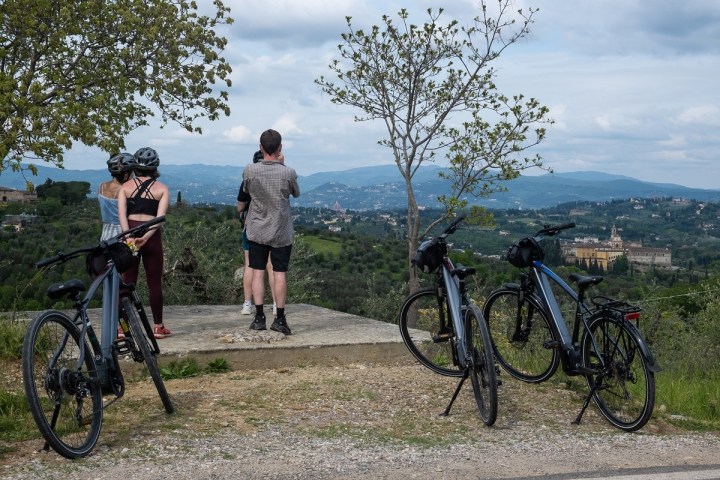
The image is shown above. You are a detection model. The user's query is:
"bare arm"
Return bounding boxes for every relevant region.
[118,188,129,232]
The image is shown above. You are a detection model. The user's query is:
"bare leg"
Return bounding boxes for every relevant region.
[273,271,287,309]
[266,258,276,306]
[243,250,253,302]
[251,267,265,307]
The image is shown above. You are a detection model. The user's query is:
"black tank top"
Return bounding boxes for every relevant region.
[126,178,159,216]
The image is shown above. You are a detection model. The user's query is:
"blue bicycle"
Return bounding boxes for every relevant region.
[483,223,660,431]
[22,217,174,458]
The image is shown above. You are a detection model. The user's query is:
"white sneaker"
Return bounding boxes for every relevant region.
[273,303,277,315]
[241,301,253,315]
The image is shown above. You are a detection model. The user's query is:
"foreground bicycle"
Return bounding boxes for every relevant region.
[22,216,174,458]
[398,215,497,426]
[483,222,660,431]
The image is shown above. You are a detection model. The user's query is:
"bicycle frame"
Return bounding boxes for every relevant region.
[528,260,598,375]
[440,256,470,364]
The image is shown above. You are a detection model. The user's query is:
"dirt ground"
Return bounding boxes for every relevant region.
[2,360,720,479]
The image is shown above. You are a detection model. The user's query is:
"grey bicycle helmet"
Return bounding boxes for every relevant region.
[133,147,160,170]
[107,152,135,174]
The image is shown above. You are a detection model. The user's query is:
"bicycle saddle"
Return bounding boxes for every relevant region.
[568,273,603,289]
[46,279,86,300]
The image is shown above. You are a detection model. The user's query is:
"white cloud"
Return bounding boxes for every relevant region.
[223,125,256,143]
[57,0,720,190]
[678,105,720,126]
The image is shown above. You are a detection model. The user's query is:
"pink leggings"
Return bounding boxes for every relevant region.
[122,219,164,325]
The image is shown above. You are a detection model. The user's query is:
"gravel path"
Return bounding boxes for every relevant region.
[3,364,719,479]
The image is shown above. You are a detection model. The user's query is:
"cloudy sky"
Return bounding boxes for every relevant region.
[65,0,720,189]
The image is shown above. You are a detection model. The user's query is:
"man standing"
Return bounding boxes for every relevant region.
[243,129,300,335]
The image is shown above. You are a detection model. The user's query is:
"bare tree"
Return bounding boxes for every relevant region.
[316,2,552,288]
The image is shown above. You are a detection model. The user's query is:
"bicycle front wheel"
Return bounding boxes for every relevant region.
[121,297,175,413]
[466,303,498,426]
[22,311,103,459]
[582,313,655,431]
[483,287,559,383]
[399,287,462,377]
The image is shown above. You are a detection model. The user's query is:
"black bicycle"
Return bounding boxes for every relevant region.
[22,217,174,458]
[398,215,498,426]
[483,222,660,431]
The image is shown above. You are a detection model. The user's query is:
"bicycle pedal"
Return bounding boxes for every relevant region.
[543,339,560,349]
[432,332,452,343]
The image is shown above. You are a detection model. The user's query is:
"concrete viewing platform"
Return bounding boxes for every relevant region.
[104,304,412,370]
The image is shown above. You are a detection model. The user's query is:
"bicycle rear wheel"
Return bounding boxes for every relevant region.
[465,303,498,426]
[121,297,175,413]
[398,287,462,377]
[582,313,655,431]
[483,287,559,383]
[22,311,103,459]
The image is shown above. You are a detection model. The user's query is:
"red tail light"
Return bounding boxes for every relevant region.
[624,312,640,321]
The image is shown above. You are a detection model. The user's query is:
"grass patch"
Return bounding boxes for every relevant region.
[303,235,342,256]
[0,317,25,360]
[0,389,35,443]
[160,357,231,379]
[656,374,720,428]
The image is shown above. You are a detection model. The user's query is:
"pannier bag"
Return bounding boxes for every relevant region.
[412,238,445,274]
[86,242,136,276]
[506,237,544,268]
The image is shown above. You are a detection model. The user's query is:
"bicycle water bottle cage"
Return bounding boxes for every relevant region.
[46,279,86,300]
[506,237,543,268]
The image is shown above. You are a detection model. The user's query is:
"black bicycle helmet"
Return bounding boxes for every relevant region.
[107,152,135,174]
[133,147,160,170]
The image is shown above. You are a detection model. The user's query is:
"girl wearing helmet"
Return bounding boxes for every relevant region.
[98,153,134,241]
[118,147,172,339]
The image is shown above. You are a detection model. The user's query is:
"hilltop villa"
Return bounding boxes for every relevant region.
[561,225,672,270]
[1,186,37,203]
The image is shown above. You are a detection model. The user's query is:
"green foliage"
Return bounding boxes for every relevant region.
[35,179,91,205]
[0,0,233,174]
[160,356,230,379]
[206,357,231,374]
[161,357,201,379]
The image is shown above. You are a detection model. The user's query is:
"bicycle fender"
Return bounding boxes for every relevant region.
[621,319,662,373]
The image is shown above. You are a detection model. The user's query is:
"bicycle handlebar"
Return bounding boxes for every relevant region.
[441,214,467,238]
[35,216,166,269]
[535,222,576,238]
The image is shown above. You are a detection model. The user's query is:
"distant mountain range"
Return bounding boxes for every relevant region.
[1,163,719,210]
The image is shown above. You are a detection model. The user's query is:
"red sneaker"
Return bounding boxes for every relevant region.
[117,326,125,340]
[153,325,172,339]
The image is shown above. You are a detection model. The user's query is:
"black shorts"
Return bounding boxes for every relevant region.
[248,241,292,272]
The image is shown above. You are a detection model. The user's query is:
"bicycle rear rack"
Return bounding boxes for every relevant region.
[591,296,641,324]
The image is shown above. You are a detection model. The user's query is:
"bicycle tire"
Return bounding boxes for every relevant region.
[22,311,103,459]
[483,287,559,383]
[121,297,175,414]
[465,303,498,426]
[399,287,463,377]
[581,312,655,431]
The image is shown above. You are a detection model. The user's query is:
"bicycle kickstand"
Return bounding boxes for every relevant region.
[572,384,599,425]
[441,369,469,417]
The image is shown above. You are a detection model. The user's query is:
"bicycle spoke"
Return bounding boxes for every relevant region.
[583,314,655,431]
[483,288,559,383]
[22,312,103,458]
